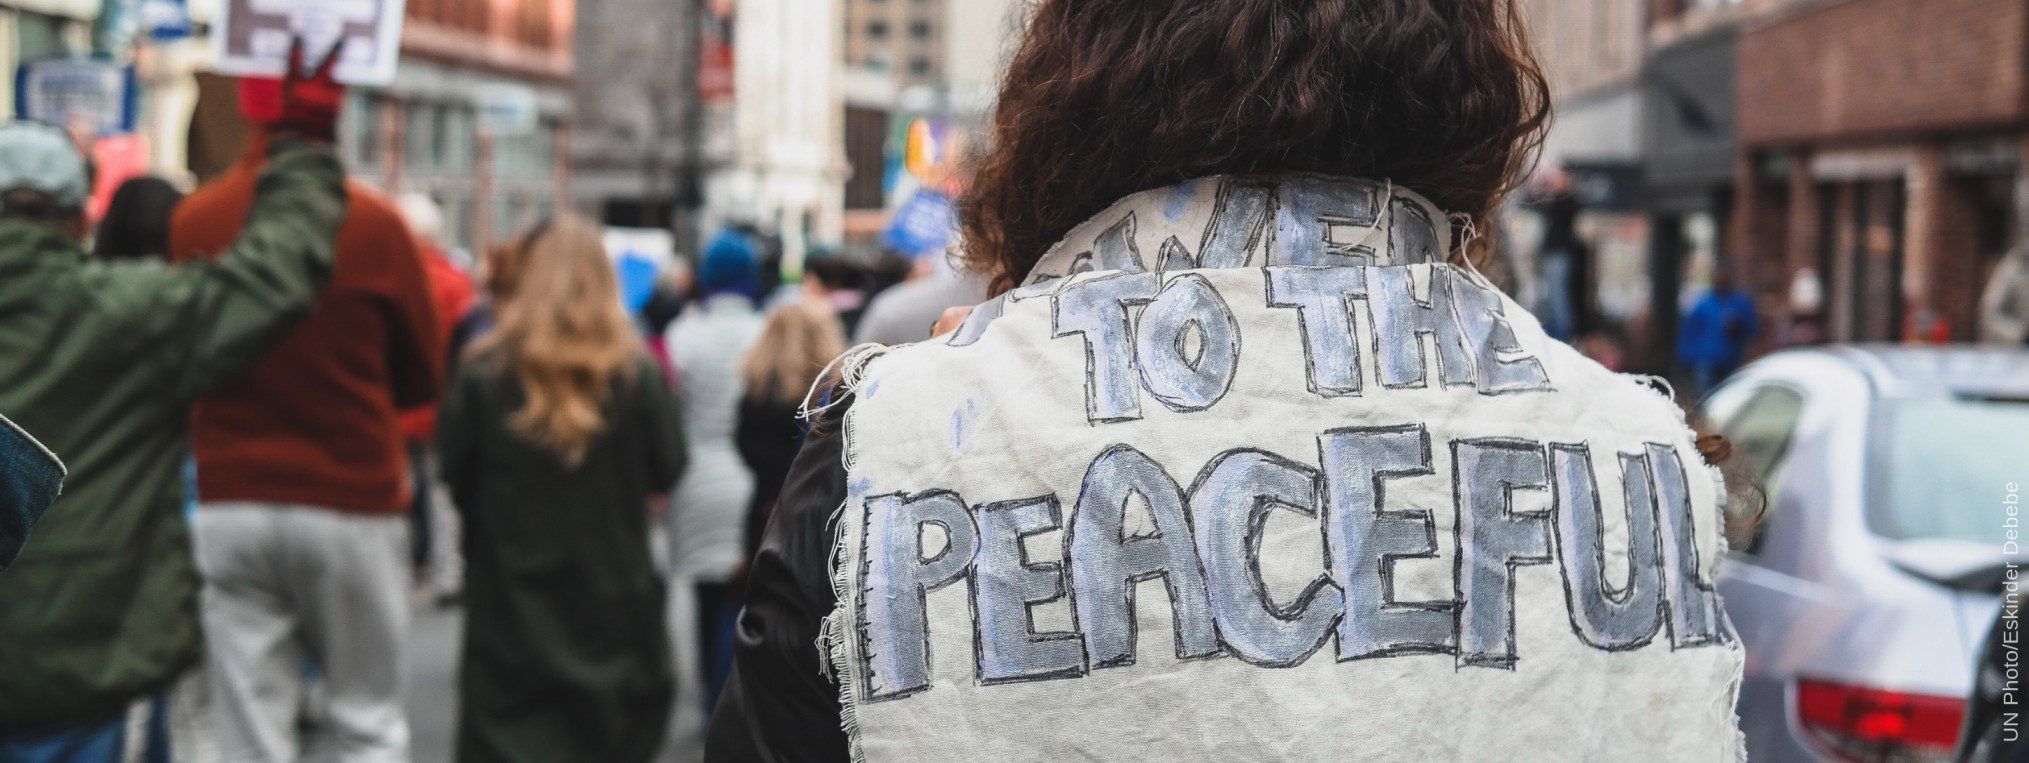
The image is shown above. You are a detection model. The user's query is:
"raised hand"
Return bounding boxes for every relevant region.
[274,37,347,144]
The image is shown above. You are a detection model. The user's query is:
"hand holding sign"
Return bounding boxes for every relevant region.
[274,38,346,143]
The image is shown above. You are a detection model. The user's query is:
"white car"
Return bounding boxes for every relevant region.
[1703,345,2029,762]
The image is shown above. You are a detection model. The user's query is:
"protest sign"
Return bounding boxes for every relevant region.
[15,60,136,138]
[210,0,406,86]
[882,189,956,256]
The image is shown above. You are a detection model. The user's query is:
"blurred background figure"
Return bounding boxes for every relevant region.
[90,176,184,262]
[397,192,478,606]
[663,226,764,730]
[439,215,684,763]
[735,301,847,566]
[1528,167,1592,344]
[1677,264,1759,396]
[799,249,870,335]
[170,69,441,762]
[854,246,989,345]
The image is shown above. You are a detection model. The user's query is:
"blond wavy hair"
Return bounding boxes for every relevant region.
[741,301,848,406]
[473,215,640,464]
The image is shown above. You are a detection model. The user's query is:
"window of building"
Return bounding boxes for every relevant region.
[405,102,441,171]
[343,92,383,169]
[908,57,932,76]
[867,21,889,39]
[865,53,891,72]
[844,106,889,211]
[909,20,931,39]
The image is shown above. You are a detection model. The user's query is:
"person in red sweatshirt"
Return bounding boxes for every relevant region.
[168,75,443,762]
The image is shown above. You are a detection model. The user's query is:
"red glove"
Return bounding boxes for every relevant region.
[273,37,346,143]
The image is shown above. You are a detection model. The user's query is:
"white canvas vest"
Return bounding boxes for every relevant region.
[822,176,1746,761]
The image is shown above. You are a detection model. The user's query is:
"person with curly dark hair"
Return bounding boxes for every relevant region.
[706,2,1748,759]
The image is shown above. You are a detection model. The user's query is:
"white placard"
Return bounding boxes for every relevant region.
[209,0,406,87]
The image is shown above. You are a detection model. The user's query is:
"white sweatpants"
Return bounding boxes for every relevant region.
[192,503,410,763]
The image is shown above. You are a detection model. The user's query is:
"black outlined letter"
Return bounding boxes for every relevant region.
[1053,272,1160,422]
[1068,444,1220,668]
[1135,273,1240,413]
[1266,266,1368,397]
[1188,450,1338,667]
[1453,438,1553,669]
[974,497,1088,683]
[861,491,981,700]
[1551,446,1664,650]
[1646,443,1729,648]
[1321,425,1457,659]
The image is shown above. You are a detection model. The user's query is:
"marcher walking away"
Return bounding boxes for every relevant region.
[397,192,478,603]
[169,54,443,763]
[735,302,847,565]
[801,252,870,335]
[0,43,348,758]
[665,228,765,717]
[439,215,685,763]
[92,176,184,262]
[1678,265,1760,396]
[709,2,1750,759]
[852,249,987,346]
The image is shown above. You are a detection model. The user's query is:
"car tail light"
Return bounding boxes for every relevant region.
[1794,678,1965,762]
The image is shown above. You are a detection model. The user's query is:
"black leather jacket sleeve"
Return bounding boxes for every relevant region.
[704,401,851,762]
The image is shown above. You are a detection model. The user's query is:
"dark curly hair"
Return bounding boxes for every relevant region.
[960,0,1551,295]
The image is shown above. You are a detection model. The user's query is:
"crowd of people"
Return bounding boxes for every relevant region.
[0,38,982,762]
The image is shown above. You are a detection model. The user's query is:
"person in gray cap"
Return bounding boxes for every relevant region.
[0,122,95,236]
[0,41,351,759]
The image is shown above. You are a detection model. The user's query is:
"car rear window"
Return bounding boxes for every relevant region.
[1873,396,2029,543]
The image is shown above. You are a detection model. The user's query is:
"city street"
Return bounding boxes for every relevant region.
[403,605,460,763]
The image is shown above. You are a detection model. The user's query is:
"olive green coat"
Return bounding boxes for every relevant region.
[438,353,687,762]
[0,141,346,728]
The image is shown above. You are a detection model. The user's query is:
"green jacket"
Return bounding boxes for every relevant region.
[0,140,347,728]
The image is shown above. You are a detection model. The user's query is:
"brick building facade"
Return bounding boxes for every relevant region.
[1733,0,2028,344]
[343,0,577,255]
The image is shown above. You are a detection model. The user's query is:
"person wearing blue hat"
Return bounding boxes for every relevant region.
[0,41,352,759]
[662,226,767,722]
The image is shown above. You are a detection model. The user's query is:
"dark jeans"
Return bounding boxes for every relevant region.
[408,443,432,570]
[694,581,740,717]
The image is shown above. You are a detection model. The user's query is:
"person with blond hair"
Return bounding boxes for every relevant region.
[438,215,687,762]
[735,302,849,565]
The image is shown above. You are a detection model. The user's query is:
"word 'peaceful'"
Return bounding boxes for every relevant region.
[856,428,1730,702]
[962,263,1553,423]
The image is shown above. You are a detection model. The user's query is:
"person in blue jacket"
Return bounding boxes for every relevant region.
[1679,264,1761,396]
